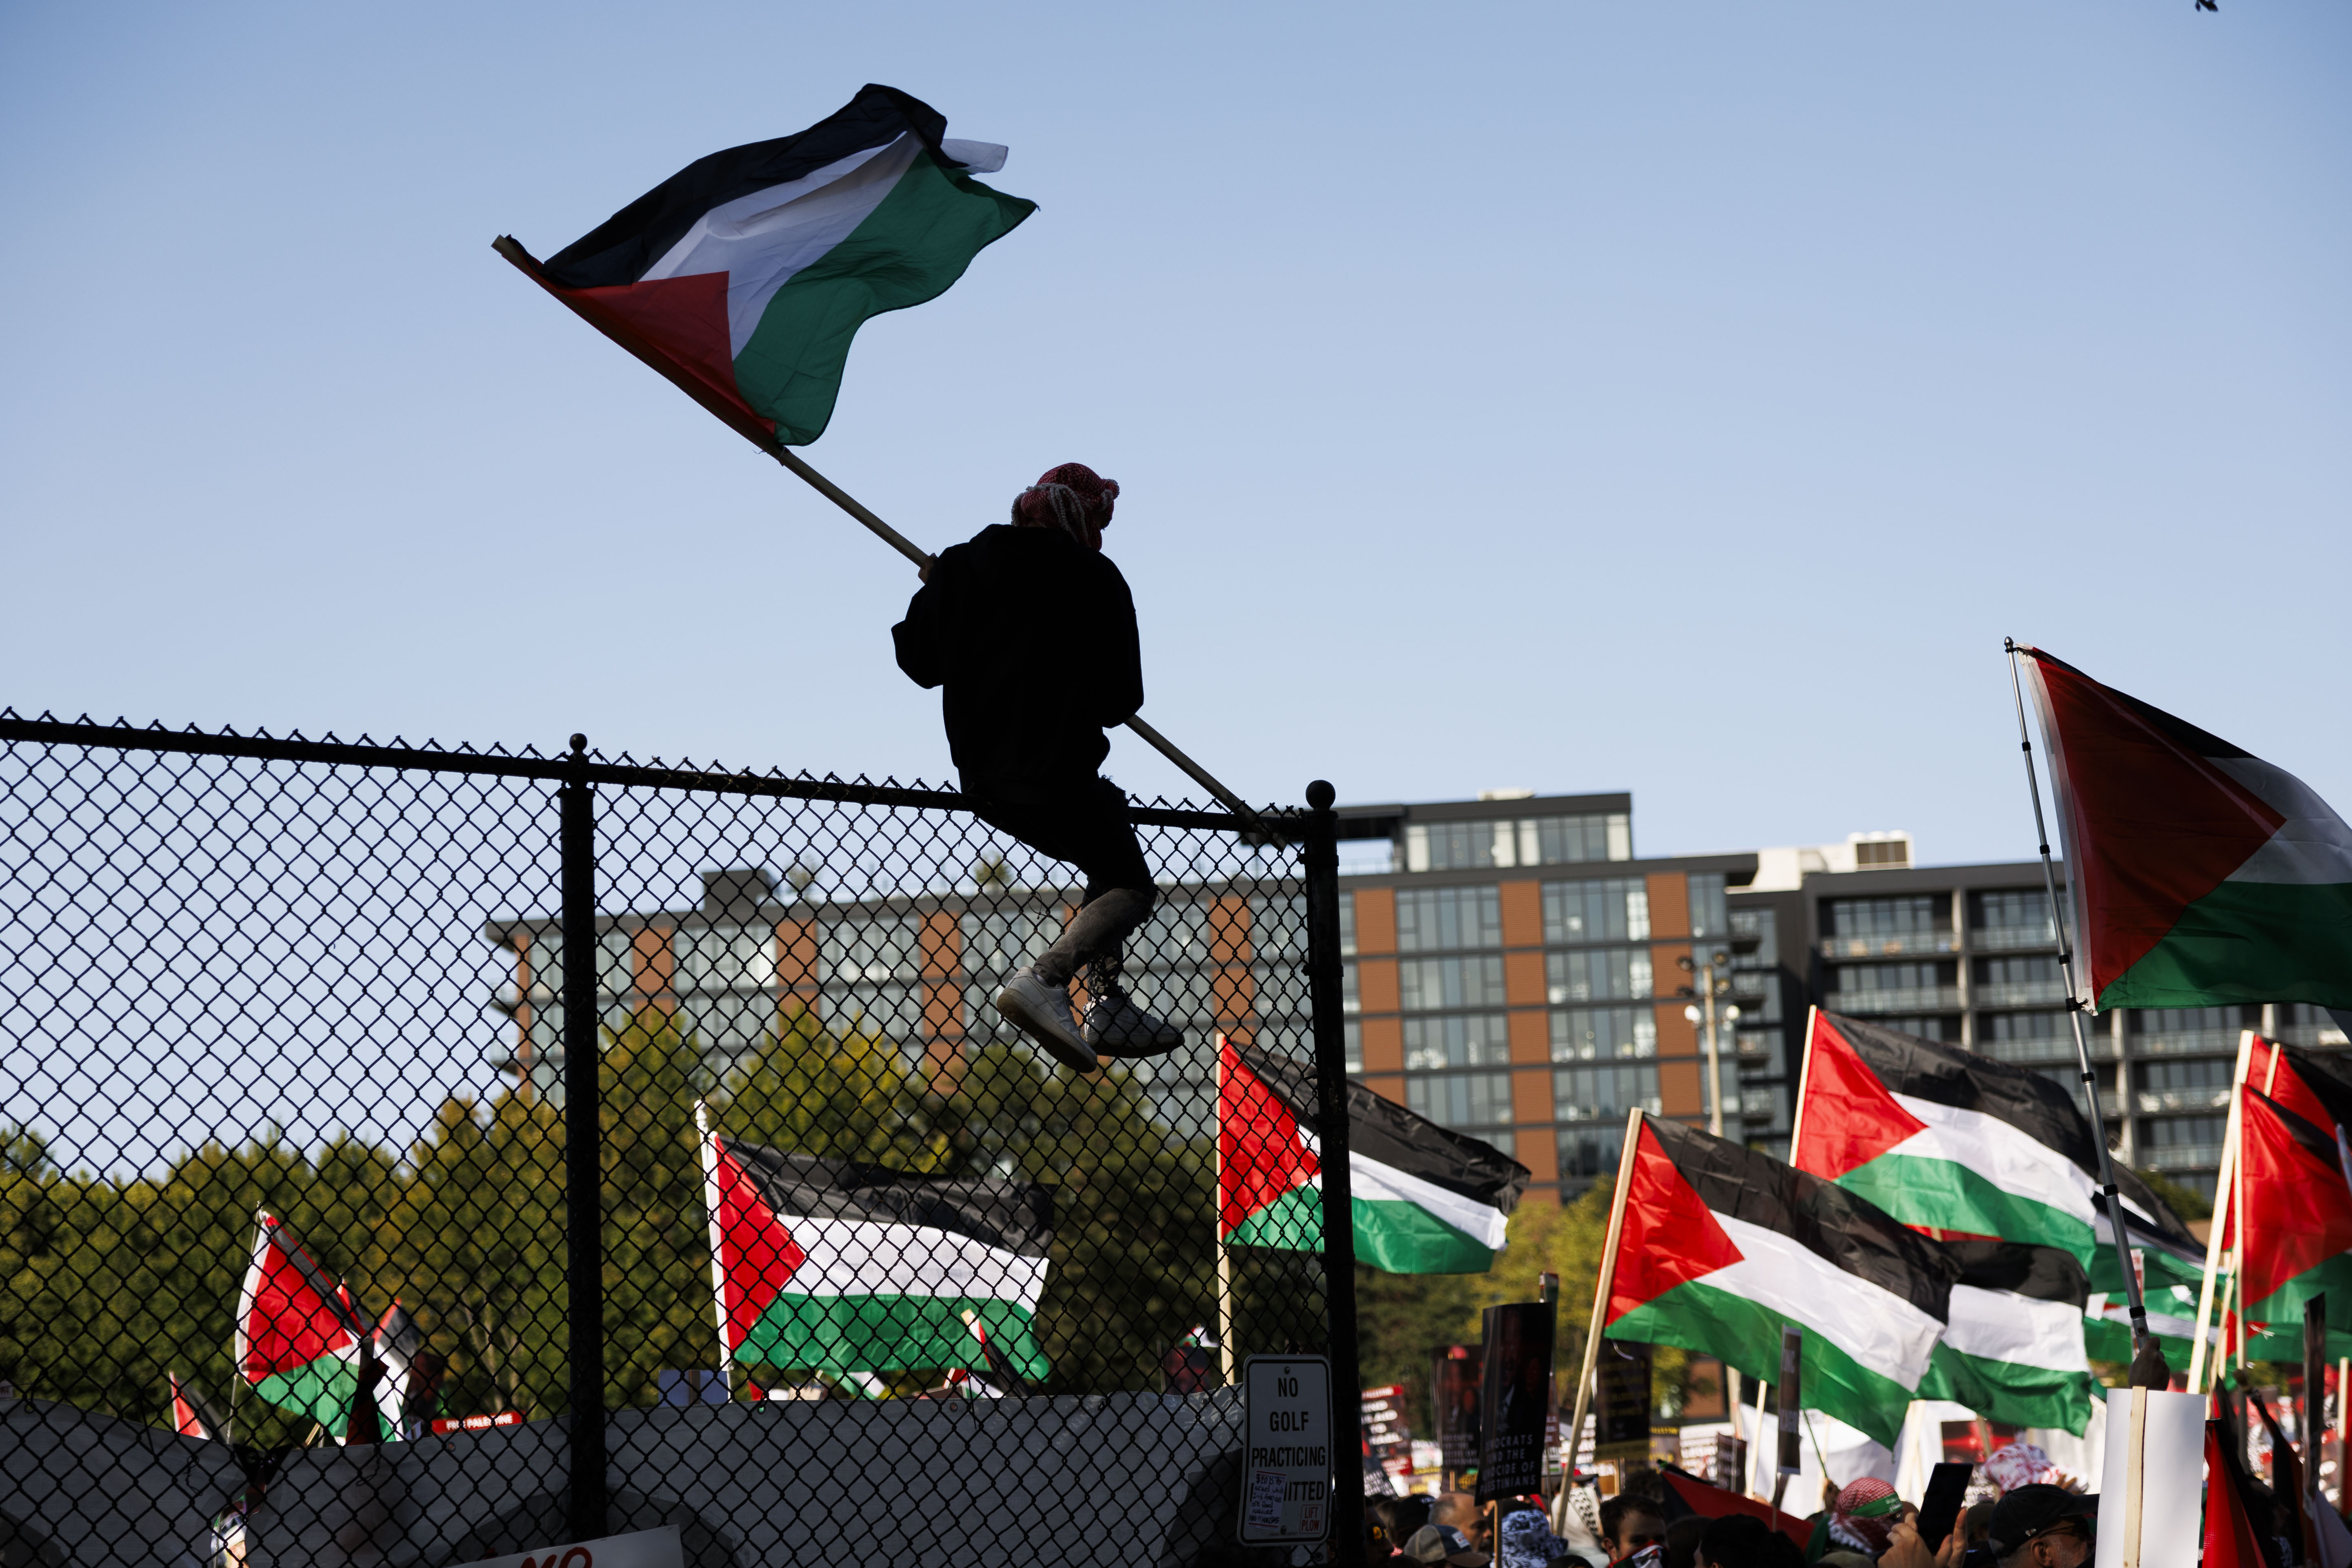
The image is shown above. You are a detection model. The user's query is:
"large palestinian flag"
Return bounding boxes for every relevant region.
[2019,647,2352,1009]
[235,1213,409,1433]
[698,1109,1052,1381]
[1795,1011,2199,1268]
[1603,1113,1954,1446]
[1916,1239,2097,1434]
[2236,1085,2352,1333]
[503,84,1033,449]
[1218,1036,1529,1274]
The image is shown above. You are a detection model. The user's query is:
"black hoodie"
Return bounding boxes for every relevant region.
[892,524,1143,786]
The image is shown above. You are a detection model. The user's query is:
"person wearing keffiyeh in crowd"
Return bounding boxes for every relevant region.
[1827,1477,1908,1556]
[1501,1505,1571,1568]
[893,461,1184,1071]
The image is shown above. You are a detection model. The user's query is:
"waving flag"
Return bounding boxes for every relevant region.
[1916,1239,2096,1434]
[2237,1085,2352,1331]
[1602,1113,1954,1446]
[1218,1035,1528,1274]
[697,1106,1052,1381]
[235,1213,409,1435]
[2019,647,2352,1009]
[502,84,1033,449]
[170,1373,231,1443]
[1794,1011,2198,1268]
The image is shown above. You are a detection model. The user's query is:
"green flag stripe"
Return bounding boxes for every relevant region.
[1222,1184,1499,1274]
[252,1354,355,1427]
[2102,879,2352,1010]
[1835,1152,2095,1261]
[1608,1278,1917,1448]
[731,150,1034,444]
[2244,1251,2352,1332]
[1916,1342,2096,1434]
[739,1292,1048,1381]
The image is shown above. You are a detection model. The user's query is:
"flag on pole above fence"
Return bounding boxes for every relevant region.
[504,84,1034,449]
[697,1108,1053,1383]
[2018,646,2352,1010]
[1602,1112,1954,1448]
[1216,1035,1528,1274]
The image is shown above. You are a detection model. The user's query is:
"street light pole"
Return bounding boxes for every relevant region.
[1679,952,1741,1139]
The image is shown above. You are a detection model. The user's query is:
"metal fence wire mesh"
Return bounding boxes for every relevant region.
[0,713,1357,1568]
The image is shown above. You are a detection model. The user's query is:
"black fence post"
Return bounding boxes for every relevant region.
[561,733,608,1544]
[1304,779,1366,1565]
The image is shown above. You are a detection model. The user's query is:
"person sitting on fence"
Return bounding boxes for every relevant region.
[891,461,1184,1071]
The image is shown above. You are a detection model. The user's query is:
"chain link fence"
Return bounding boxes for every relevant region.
[0,713,1360,1567]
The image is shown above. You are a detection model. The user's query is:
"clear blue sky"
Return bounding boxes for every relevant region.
[4,1,2345,866]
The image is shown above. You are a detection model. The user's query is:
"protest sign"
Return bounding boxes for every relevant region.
[1433,1346,1482,1469]
[1238,1355,1332,1544]
[452,1526,683,1568]
[1475,1301,1555,1502]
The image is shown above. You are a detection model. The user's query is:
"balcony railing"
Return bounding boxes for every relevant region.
[1980,1034,2117,1066]
[1823,986,1961,1015]
[2137,1088,2232,1114]
[1820,932,1958,959]
[2130,1028,2243,1057]
[2141,1143,2224,1172]
[1970,924,2059,952]
[1973,981,2072,1008]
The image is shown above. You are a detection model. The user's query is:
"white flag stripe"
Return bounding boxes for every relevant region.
[1286,1130,1509,1251]
[1884,1095,2101,1224]
[1943,1285,2089,1374]
[1699,1213,1946,1389]
[641,134,921,354]
[2214,757,2352,886]
[783,1214,1048,1311]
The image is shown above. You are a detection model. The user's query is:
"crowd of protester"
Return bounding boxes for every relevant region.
[1364,1440,2104,1568]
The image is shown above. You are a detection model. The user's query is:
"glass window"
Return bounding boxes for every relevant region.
[1339,892,1357,958]
[1396,886,1504,952]
[1342,960,1359,1015]
[1972,890,2056,935]
[818,912,921,987]
[2144,1115,2226,1148]
[1406,1070,1515,1131]
[1550,1006,1657,1062]
[1552,1064,1661,1124]
[679,923,780,993]
[2139,1058,2234,1093]
[1399,954,1509,1011]
[1977,955,2063,988]
[1516,813,1634,867]
[1687,874,1728,940]
[1557,1128,1625,1184]
[1402,820,1520,873]
[1404,1013,1512,1070]
[1832,961,1952,994]
[1983,1011,2067,1041]
[1542,879,1650,945]
[1546,948,1654,1004]
[1344,1021,1363,1073]
[1729,907,1778,968]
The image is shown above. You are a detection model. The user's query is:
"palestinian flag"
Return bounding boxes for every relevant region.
[170,1373,231,1443]
[1795,1011,2199,1266]
[698,1108,1052,1381]
[504,84,1033,449]
[235,1212,405,1433]
[1217,1035,1529,1274]
[2236,1085,2352,1332]
[2020,647,2352,1009]
[2083,1283,2214,1367]
[1915,1240,2097,1434]
[1603,1112,1954,1447]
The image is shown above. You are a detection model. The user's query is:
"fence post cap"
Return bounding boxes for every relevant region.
[1306,780,1335,811]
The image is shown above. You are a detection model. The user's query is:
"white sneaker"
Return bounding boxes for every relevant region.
[995,967,1100,1073]
[1084,985,1184,1057]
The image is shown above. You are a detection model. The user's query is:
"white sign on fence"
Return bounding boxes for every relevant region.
[452,1525,684,1568]
[1238,1355,1332,1545]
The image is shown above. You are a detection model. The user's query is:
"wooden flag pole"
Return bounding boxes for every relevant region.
[693,1101,733,1389]
[2189,1033,2256,1393]
[1212,1036,1237,1386]
[1564,1108,1645,1489]
[493,234,1272,839]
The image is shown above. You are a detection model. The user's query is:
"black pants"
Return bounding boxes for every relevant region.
[961,773,1153,903]
[964,772,1155,988]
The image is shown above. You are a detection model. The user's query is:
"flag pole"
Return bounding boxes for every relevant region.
[2005,640,2154,1361]
[1213,1035,1237,1386]
[694,1101,732,1390]
[2188,1033,2254,1393]
[1564,1108,1644,1501]
[492,235,1272,840]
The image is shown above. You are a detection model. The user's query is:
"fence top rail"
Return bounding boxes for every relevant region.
[0,710,1301,834]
